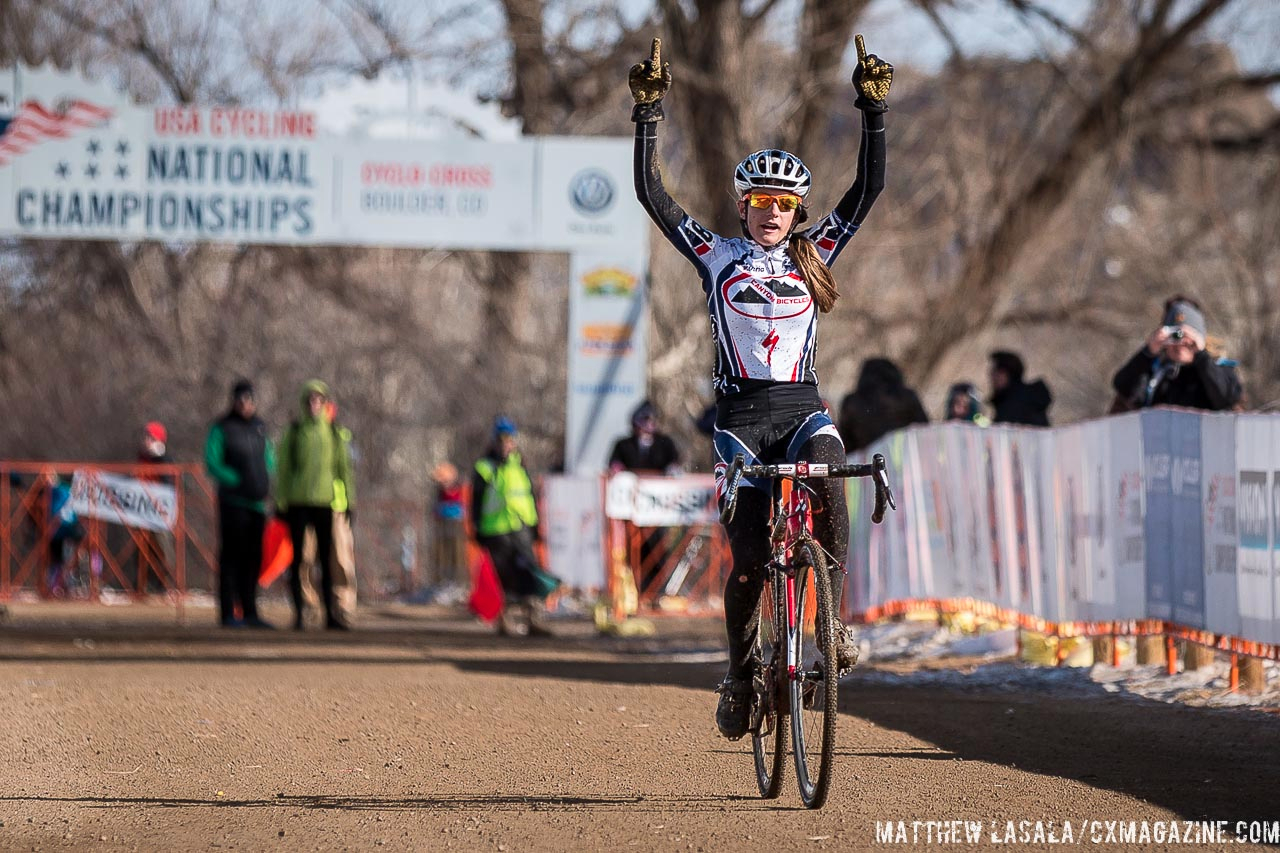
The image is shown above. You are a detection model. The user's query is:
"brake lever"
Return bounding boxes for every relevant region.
[871,453,896,524]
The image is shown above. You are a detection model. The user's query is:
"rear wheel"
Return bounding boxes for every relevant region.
[751,577,786,798]
[790,540,837,809]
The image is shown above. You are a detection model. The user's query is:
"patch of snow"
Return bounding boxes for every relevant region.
[848,620,1280,710]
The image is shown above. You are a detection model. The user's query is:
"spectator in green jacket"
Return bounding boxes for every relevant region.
[297,401,359,627]
[276,379,356,631]
[205,379,275,628]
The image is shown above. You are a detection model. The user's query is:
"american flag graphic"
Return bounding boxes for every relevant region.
[0,99,113,166]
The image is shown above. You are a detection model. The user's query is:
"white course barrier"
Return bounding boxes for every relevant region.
[848,410,1280,654]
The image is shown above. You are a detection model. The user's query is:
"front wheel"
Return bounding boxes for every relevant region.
[751,577,786,798]
[789,541,838,809]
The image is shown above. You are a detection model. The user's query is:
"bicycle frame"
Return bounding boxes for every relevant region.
[768,478,818,693]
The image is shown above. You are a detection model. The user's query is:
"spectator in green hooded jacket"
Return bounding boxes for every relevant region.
[276,379,356,631]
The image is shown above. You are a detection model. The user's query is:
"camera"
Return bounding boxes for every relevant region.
[1162,325,1185,341]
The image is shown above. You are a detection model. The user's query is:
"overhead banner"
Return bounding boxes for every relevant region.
[69,469,177,532]
[0,67,645,251]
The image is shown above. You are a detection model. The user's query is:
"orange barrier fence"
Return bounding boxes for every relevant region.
[0,465,470,608]
[611,520,732,615]
[0,461,217,606]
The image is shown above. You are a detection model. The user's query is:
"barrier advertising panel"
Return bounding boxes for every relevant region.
[1201,414,1239,637]
[1109,413,1146,620]
[1142,411,1175,621]
[543,475,604,590]
[544,409,1280,650]
[1236,415,1277,644]
[69,469,177,532]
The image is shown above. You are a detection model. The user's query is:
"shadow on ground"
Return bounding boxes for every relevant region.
[441,653,1280,825]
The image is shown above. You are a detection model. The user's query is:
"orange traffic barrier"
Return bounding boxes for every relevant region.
[1,461,218,613]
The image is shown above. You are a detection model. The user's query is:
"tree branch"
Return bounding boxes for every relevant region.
[1003,0,1093,52]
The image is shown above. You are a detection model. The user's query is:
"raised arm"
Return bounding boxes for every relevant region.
[832,110,886,226]
[630,38,684,236]
[833,34,890,226]
[805,35,892,266]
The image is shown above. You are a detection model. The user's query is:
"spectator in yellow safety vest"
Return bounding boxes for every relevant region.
[471,416,560,637]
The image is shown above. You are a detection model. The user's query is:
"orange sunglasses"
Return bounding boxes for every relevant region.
[745,192,803,212]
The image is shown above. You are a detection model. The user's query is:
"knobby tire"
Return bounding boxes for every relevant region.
[790,540,837,809]
[752,578,786,798]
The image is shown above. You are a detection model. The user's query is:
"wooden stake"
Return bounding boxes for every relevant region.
[1136,636,1163,665]
[1092,636,1115,667]
[1182,642,1214,672]
[1240,656,1266,694]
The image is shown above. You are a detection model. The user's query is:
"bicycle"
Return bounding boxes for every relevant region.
[719,452,896,809]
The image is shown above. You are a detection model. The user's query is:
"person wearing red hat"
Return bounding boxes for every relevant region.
[139,421,171,465]
[135,420,174,593]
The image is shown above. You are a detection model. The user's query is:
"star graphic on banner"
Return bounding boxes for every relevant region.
[115,139,129,156]
[86,138,101,157]
[85,162,99,179]
[55,161,69,179]
[115,163,128,179]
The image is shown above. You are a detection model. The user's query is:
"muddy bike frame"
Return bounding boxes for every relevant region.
[720,452,896,808]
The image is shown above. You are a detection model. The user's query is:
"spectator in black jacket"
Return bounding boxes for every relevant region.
[1111,296,1242,412]
[609,401,682,474]
[837,358,929,453]
[609,400,682,597]
[989,351,1052,426]
[205,380,275,628]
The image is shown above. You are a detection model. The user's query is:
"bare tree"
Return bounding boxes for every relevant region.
[897,0,1280,385]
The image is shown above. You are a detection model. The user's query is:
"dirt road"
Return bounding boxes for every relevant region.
[0,603,1276,851]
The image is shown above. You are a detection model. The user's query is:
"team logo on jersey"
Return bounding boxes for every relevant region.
[722,271,811,320]
[762,329,780,364]
[569,169,615,216]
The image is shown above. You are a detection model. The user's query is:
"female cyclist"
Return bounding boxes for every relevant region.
[629,36,892,740]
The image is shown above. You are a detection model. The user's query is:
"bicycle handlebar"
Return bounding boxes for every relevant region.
[718,452,897,527]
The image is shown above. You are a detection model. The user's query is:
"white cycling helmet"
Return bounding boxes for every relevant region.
[733,149,812,199]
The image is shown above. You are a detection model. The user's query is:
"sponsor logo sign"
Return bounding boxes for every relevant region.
[69,469,177,532]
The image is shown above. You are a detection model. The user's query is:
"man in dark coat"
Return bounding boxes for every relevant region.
[989,351,1053,426]
[608,400,681,474]
[837,358,929,452]
[205,379,275,628]
[1111,296,1242,412]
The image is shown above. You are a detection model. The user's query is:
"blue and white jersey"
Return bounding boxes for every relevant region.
[633,107,884,398]
[669,211,861,396]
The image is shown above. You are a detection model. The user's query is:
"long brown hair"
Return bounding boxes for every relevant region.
[788,231,839,313]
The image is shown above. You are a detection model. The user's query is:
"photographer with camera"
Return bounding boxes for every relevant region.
[1111,295,1242,412]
